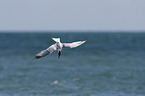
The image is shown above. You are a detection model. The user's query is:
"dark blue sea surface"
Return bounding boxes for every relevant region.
[0,32,145,96]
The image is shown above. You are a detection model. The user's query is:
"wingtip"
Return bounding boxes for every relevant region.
[33,57,37,60]
[33,56,42,60]
[83,40,86,43]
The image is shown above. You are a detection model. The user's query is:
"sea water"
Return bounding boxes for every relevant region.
[0,32,145,96]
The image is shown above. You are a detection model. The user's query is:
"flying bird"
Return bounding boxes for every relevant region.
[33,38,86,59]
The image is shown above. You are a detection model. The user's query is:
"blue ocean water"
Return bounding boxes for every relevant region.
[0,32,145,96]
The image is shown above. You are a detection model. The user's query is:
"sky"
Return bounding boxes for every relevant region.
[0,0,145,31]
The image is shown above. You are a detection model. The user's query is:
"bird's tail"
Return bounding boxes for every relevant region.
[52,38,60,42]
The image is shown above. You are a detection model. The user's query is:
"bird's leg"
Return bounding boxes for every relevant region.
[58,51,61,59]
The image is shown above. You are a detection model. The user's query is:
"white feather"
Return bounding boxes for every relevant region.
[33,38,86,59]
[63,41,86,48]
[33,44,57,59]
[52,38,60,42]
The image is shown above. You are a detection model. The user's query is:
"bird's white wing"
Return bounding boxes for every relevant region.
[33,44,57,59]
[63,41,86,48]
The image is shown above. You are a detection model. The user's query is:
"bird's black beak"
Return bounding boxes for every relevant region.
[58,51,61,59]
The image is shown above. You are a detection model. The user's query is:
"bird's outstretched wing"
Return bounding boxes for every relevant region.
[63,41,86,48]
[33,44,57,59]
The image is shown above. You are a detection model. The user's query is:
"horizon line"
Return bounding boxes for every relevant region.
[0,30,145,33]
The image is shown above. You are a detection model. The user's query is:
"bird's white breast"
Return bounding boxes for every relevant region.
[56,42,63,51]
